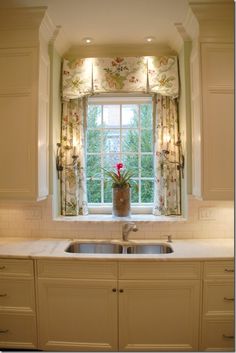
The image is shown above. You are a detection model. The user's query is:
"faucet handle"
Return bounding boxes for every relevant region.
[167,235,173,243]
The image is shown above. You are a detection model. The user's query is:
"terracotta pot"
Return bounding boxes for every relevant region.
[112,187,131,217]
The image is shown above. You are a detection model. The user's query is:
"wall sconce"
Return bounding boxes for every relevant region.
[161,137,185,178]
[56,142,79,180]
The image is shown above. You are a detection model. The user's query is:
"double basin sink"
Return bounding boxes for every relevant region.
[65,242,173,255]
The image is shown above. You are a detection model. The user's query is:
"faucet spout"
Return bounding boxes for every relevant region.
[122,222,138,242]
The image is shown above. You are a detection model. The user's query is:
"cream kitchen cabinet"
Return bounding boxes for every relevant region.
[36,260,118,351]
[36,260,201,352]
[200,261,235,351]
[189,2,234,201]
[190,42,234,200]
[0,8,53,200]
[118,262,201,351]
[0,258,37,349]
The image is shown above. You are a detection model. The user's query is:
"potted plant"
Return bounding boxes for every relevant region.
[104,163,133,217]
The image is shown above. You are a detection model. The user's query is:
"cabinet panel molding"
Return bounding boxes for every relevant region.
[119,280,200,351]
[37,278,118,351]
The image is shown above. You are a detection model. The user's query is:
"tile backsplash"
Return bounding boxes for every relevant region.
[0,196,233,240]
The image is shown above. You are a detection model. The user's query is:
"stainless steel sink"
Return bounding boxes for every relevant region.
[65,242,173,255]
[65,242,123,254]
[126,244,173,254]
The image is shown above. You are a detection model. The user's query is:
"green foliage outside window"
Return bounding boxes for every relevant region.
[86,102,154,204]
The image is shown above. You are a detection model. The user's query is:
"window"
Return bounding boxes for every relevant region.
[86,96,154,212]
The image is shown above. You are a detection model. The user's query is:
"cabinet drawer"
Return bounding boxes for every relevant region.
[119,261,201,280]
[0,259,34,277]
[37,260,118,279]
[204,261,234,280]
[201,318,235,351]
[0,313,37,349]
[203,281,234,316]
[0,278,35,312]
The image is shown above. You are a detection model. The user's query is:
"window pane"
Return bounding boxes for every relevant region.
[141,129,153,152]
[123,154,139,177]
[104,180,113,203]
[103,130,120,152]
[87,130,101,153]
[87,179,101,203]
[88,105,102,127]
[122,129,139,152]
[130,179,139,203]
[141,180,154,203]
[141,104,152,128]
[122,105,139,128]
[103,105,120,127]
[86,155,101,178]
[141,155,153,177]
[103,154,120,171]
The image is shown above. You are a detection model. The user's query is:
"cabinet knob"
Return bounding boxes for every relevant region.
[119,289,124,293]
[224,268,234,273]
[0,294,7,297]
[112,288,117,292]
[0,266,6,270]
[0,329,8,334]
[223,334,235,339]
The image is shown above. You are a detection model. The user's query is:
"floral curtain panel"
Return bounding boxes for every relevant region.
[62,56,179,99]
[152,95,181,215]
[61,98,88,215]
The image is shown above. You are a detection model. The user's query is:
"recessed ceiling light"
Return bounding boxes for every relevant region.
[82,37,93,44]
[144,36,155,43]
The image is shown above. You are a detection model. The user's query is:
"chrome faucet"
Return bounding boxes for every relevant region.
[122,222,138,242]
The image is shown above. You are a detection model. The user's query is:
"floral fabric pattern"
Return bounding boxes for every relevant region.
[93,57,147,93]
[152,94,181,216]
[148,56,179,98]
[62,56,179,98]
[62,58,92,99]
[61,98,88,215]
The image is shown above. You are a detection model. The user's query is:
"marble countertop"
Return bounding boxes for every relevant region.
[0,237,233,261]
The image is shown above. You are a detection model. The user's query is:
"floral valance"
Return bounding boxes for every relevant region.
[62,56,179,99]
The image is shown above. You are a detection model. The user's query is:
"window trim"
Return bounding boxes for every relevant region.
[88,205,153,215]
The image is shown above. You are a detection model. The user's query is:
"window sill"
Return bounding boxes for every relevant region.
[54,214,187,223]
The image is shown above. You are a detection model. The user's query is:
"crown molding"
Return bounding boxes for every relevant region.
[0,7,48,30]
[183,1,234,42]
[51,26,71,57]
[39,11,57,44]
[188,0,234,21]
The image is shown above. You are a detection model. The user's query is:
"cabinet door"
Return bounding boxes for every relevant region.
[37,278,118,351]
[119,280,200,351]
[201,43,234,200]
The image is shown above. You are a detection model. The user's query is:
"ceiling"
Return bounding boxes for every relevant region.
[0,0,190,52]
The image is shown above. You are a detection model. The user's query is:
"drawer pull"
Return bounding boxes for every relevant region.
[0,329,8,334]
[223,334,235,339]
[224,297,234,301]
[224,268,234,273]
[0,293,7,297]
[0,266,6,270]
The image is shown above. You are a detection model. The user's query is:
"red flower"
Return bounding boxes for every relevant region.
[116,163,123,178]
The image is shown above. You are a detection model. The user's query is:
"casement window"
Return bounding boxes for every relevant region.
[86,96,154,213]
